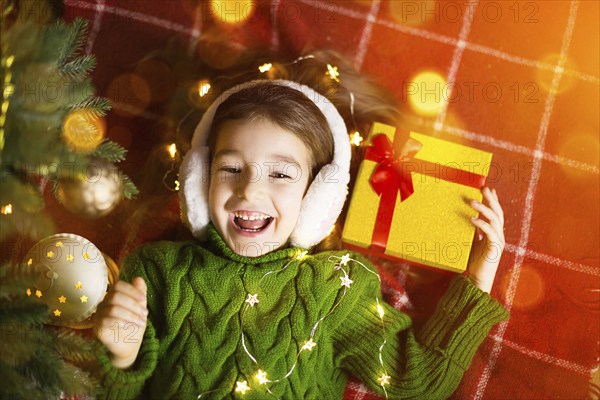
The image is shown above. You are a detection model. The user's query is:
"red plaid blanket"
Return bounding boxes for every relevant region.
[50,1,599,398]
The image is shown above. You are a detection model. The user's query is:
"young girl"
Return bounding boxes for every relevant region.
[94,57,507,399]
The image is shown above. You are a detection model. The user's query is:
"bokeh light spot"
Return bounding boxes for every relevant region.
[210,0,255,24]
[62,110,106,153]
[407,70,447,117]
[535,53,577,95]
[500,264,545,310]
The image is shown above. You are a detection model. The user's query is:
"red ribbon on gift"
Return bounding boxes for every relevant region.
[365,133,487,253]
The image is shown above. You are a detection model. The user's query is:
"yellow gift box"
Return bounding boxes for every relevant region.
[342,122,492,273]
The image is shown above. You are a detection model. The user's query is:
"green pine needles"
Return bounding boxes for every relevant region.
[1,5,138,242]
[0,264,99,399]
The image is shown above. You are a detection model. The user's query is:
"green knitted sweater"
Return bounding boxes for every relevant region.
[97,223,508,399]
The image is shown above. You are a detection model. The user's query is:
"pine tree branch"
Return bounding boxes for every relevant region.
[92,140,127,162]
[60,54,96,82]
[0,324,45,364]
[0,298,50,326]
[57,362,97,397]
[57,18,88,67]
[121,174,139,200]
[67,96,111,117]
[55,329,100,363]
[0,263,41,299]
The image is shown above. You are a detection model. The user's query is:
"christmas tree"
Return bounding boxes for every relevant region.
[0,1,137,397]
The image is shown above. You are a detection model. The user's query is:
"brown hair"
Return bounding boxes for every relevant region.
[207,82,333,183]
[206,50,403,253]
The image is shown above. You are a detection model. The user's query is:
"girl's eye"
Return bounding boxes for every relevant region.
[270,172,291,180]
[220,167,241,173]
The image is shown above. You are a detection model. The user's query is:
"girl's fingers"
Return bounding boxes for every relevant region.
[476,227,484,241]
[98,305,146,327]
[104,291,147,318]
[95,317,146,348]
[471,199,503,236]
[471,217,504,247]
[484,187,504,225]
[114,280,146,302]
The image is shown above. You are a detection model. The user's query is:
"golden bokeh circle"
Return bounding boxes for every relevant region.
[407,70,448,117]
[62,110,106,153]
[209,0,255,24]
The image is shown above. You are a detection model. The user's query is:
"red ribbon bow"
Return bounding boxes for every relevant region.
[365,134,421,203]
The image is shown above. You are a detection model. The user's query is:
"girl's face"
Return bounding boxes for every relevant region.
[208,119,312,257]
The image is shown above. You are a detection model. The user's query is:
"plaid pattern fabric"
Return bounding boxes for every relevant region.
[53,1,599,399]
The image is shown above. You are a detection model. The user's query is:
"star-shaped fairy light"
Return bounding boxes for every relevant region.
[80,295,88,303]
[235,381,250,394]
[349,131,363,146]
[340,276,353,288]
[301,338,317,352]
[27,258,32,266]
[377,302,385,319]
[326,64,340,82]
[58,295,67,303]
[46,250,54,258]
[56,241,63,247]
[67,254,74,262]
[198,82,211,97]
[53,309,61,317]
[339,253,351,266]
[245,293,259,307]
[378,373,391,386]
[75,281,83,290]
[35,290,42,298]
[26,288,31,296]
[258,63,272,73]
[255,370,268,385]
[296,250,308,260]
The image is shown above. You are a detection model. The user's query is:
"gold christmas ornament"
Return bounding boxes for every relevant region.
[57,159,123,218]
[22,233,108,327]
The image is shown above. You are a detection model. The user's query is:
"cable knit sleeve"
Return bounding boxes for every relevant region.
[95,245,164,400]
[332,253,509,400]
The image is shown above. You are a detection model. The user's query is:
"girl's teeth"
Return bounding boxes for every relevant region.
[234,212,270,220]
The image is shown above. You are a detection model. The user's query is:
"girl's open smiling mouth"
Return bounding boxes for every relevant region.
[230,210,274,235]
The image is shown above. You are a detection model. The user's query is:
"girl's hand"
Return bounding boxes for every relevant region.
[94,277,148,369]
[467,187,506,293]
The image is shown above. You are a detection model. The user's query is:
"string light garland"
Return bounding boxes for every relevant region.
[195,252,392,399]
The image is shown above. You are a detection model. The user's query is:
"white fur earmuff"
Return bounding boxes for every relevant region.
[179,79,351,249]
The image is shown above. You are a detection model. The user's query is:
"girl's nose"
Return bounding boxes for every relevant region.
[235,167,265,200]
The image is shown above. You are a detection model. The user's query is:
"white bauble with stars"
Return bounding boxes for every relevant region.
[22,233,108,327]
